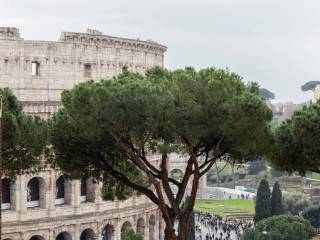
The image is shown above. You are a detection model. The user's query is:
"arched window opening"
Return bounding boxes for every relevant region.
[122,65,128,74]
[80,229,95,240]
[149,215,156,240]
[27,177,40,208]
[121,221,132,238]
[56,231,72,240]
[136,218,145,238]
[1,178,11,210]
[30,235,45,240]
[80,179,87,203]
[102,224,115,240]
[55,176,65,205]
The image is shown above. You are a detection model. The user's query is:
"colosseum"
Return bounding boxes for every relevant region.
[0,27,167,240]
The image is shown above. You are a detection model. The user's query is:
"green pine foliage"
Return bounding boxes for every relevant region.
[271,181,283,216]
[254,179,271,222]
[48,66,273,238]
[243,215,316,240]
[270,102,320,175]
[121,230,143,240]
[1,88,48,178]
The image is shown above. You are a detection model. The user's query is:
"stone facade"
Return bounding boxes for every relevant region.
[0,27,166,117]
[0,27,166,240]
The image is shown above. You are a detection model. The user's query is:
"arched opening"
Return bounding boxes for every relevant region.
[136,218,145,238]
[101,224,115,240]
[56,231,72,240]
[27,177,45,208]
[170,169,183,181]
[2,178,11,210]
[149,215,156,240]
[122,66,128,74]
[80,229,95,240]
[30,235,45,240]
[121,221,132,238]
[80,179,87,203]
[55,176,65,205]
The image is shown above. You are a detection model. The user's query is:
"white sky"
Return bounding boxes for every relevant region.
[1,0,319,102]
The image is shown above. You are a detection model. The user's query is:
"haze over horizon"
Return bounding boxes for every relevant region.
[1,0,319,103]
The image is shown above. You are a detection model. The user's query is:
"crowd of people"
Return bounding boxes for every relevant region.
[194,212,254,240]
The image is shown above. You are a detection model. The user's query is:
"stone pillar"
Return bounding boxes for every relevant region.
[74,223,80,240]
[73,180,81,215]
[115,219,121,240]
[11,178,19,211]
[48,171,56,217]
[155,212,160,240]
[145,213,150,240]
[95,181,103,212]
[18,175,27,219]
[49,228,55,240]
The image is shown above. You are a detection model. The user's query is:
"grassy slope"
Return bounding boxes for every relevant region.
[194,199,255,219]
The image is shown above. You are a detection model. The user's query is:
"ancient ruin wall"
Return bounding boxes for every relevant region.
[0,27,166,108]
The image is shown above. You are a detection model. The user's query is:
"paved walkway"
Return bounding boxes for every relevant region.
[194,213,252,240]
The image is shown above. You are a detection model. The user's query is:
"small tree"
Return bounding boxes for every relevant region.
[270,102,320,174]
[254,179,271,222]
[49,67,273,240]
[301,81,320,92]
[302,204,320,229]
[243,215,316,240]
[0,88,47,239]
[282,192,311,215]
[259,88,275,100]
[271,181,283,216]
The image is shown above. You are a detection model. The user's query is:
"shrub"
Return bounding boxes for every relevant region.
[302,204,320,228]
[243,215,316,240]
[282,192,311,215]
[122,230,143,240]
[254,179,271,222]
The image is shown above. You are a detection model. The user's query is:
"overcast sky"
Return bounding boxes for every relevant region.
[1,0,320,102]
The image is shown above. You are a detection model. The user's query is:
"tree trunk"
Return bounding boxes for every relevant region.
[215,162,220,186]
[164,226,177,240]
[177,219,189,240]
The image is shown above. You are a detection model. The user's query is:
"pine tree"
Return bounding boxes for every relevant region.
[254,179,271,222]
[271,181,284,216]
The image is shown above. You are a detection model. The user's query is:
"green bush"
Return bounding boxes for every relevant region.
[282,192,311,215]
[302,204,320,228]
[121,230,143,240]
[243,215,316,240]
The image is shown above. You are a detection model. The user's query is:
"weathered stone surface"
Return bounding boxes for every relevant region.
[0,27,166,240]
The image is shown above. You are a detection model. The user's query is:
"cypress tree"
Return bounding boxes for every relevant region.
[271,181,283,216]
[254,179,271,222]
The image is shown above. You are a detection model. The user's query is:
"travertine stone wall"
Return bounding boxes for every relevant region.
[1,27,166,240]
[2,168,163,240]
[0,27,166,106]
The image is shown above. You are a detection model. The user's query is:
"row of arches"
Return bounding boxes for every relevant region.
[2,176,94,210]
[5,216,157,240]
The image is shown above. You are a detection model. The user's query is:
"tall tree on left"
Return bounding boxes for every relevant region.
[0,88,48,240]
